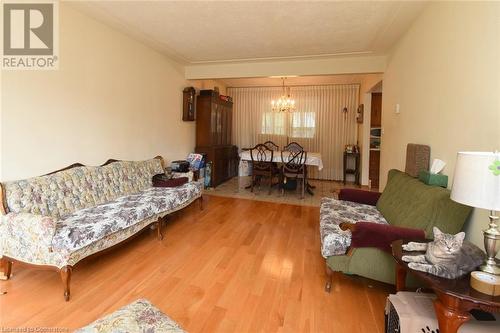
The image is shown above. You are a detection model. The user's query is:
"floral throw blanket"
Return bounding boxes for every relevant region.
[53,182,201,252]
[319,197,388,258]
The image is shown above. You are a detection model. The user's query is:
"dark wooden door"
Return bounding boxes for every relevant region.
[369,150,380,188]
[371,93,382,127]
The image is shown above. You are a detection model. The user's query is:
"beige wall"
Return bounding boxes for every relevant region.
[380,2,500,247]
[1,3,194,181]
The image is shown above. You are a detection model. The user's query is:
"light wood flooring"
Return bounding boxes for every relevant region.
[0,195,392,332]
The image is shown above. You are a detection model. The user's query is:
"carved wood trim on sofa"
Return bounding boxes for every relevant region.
[0,182,7,215]
[0,156,166,215]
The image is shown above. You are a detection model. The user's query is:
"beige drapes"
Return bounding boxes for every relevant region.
[228,84,359,180]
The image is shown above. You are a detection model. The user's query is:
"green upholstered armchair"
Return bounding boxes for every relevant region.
[321,169,473,289]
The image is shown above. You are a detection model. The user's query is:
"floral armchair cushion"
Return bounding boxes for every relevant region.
[1,212,57,250]
[319,198,388,258]
[75,298,185,333]
[3,159,164,220]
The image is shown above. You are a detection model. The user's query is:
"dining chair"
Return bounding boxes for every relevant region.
[263,141,280,170]
[250,143,280,194]
[281,142,308,198]
[263,141,279,151]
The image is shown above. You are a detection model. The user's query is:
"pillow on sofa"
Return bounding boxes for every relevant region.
[376,169,472,236]
[349,222,425,252]
[152,175,188,187]
[2,213,57,250]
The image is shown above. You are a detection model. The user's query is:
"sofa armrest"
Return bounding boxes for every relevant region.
[341,222,425,253]
[1,213,57,250]
[338,189,381,206]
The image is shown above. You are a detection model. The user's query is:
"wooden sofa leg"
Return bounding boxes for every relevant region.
[0,258,12,280]
[60,266,72,301]
[157,218,164,241]
[325,264,333,293]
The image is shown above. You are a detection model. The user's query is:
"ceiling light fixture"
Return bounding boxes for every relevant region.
[271,77,296,113]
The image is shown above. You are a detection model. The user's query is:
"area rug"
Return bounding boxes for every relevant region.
[204,176,365,207]
[75,299,185,333]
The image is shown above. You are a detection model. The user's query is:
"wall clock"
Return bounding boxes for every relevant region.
[183,87,196,121]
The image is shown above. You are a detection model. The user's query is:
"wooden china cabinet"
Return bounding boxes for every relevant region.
[195,90,238,187]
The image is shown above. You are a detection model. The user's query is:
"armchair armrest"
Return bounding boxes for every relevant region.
[340,222,425,253]
[338,188,381,206]
[1,213,57,250]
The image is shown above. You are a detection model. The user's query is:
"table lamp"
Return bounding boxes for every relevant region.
[451,151,500,275]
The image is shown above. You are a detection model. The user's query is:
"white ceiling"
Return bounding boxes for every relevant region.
[73,1,427,65]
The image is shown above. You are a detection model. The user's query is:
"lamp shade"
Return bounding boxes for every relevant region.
[450,152,500,211]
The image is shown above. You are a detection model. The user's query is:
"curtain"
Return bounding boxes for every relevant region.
[229,84,359,180]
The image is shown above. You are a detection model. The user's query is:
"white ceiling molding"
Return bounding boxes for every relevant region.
[185,55,387,80]
[188,50,374,65]
[214,73,383,88]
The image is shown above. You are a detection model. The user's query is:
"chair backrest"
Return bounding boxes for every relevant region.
[263,141,279,151]
[281,142,307,173]
[250,144,274,171]
[285,141,304,152]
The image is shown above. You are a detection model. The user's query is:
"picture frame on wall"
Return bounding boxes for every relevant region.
[183,87,196,121]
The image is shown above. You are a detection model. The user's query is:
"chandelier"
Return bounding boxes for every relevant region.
[271,77,296,112]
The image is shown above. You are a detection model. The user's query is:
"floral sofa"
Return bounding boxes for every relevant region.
[319,169,472,290]
[0,157,202,301]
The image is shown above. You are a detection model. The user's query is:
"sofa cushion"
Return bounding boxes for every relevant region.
[52,182,201,252]
[3,159,164,219]
[320,198,388,258]
[376,169,472,236]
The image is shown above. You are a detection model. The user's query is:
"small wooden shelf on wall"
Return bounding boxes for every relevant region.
[343,151,360,185]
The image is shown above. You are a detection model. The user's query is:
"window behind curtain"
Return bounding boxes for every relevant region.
[261,112,286,135]
[261,111,316,139]
[290,112,315,138]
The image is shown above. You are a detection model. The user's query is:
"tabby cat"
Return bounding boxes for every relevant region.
[402,227,485,279]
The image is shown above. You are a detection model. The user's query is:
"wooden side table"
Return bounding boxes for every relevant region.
[392,240,500,333]
[343,151,360,185]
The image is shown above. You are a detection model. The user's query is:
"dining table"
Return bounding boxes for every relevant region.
[239,150,324,195]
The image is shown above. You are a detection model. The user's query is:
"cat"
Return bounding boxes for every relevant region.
[402,227,485,279]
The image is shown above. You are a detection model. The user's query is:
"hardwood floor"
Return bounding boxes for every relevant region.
[0,195,392,332]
